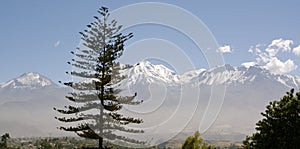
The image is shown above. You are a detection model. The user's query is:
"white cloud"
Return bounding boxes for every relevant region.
[264,39,293,57]
[268,38,293,52]
[255,47,262,53]
[265,47,278,57]
[248,48,253,53]
[241,62,257,68]
[293,45,300,56]
[263,57,297,75]
[218,45,232,53]
[242,38,298,74]
[54,41,60,47]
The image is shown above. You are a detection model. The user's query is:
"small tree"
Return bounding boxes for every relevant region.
[243,89,300,149]
[54,6,143,148]
[181,131,215,149]
[0,133,10,149]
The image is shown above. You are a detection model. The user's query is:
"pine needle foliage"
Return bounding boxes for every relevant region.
[54,6,144,148]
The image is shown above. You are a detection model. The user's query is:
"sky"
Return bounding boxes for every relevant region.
[1,0,300,83]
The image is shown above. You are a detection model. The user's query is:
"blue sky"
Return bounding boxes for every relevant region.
[1,0,300,83]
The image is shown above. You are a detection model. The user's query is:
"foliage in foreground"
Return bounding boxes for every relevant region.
[181,131,215,149]
[243,89,300,149]
[0,133,10,149]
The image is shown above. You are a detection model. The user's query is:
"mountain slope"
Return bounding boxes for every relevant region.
[0,62,299,141]
[122,61,180,86]
[119,61,300,141]
[0,72,56,89]
[0,72,69,137]
[122,61,300,88]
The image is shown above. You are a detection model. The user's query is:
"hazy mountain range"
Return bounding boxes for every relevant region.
[0,61,299,142]
[0,73,71,137]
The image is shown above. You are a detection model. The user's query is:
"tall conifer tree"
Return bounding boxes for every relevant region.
[54,7,143,148]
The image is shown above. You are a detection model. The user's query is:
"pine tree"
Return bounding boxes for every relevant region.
[242,89,300,149]
[54,6,144,148]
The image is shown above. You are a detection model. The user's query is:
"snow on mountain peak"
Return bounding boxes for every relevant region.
[17,72,48,84]
[1,62,299,91]
[122,62,300,88]
[1,72,53,89]
[123,61,179,85]
[135,61,176,75]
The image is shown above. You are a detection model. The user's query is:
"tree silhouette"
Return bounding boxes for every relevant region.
[54,6,143,148]
[243,89,300,149]
[0,133,10,149]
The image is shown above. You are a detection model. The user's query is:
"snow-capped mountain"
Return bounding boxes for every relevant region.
[0,72,55,89]
[122,61,180,86]
[122,61,300,89]
[119,61,300,141]
[195,64,299,88]
[0,72,68,137]
[1,62,300,140]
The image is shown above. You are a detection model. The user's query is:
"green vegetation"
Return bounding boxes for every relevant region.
[4,136,241,149]
[6,137,98,149]
[181,131,215,149]
[54,6,143,148]
[0,133,10,149]
[243,89,300,149]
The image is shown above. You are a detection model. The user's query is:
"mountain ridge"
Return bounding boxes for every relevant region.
[122,61,300,88]
[1,62,299,89]
[0,72,57,90]
[1,61,300,140]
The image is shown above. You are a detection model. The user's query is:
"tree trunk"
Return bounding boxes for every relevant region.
[99,137,103,149]
[99,105,104,149]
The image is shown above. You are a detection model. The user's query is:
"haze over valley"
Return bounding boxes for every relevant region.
[1,61,299,142]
